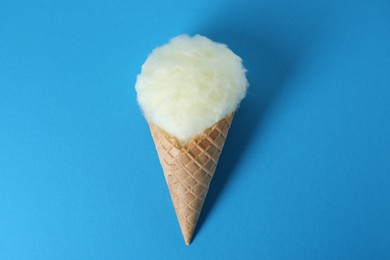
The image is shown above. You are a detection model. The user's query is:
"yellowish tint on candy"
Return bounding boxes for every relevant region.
[136,34,248,144]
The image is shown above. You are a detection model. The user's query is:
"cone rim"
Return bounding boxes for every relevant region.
[148,112,234,150]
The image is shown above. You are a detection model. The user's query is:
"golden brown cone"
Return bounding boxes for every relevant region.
[148,113,234,245]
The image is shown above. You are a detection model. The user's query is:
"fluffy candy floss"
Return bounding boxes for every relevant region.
[136,34,248,143]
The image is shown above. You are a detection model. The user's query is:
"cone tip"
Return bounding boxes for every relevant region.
[183,231,193,245]
[184,237,191,246]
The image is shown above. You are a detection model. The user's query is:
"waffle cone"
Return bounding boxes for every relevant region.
[149,113,234,245]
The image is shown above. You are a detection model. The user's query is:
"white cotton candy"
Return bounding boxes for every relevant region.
[135,34,248,144]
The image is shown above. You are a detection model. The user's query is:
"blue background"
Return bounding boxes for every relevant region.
[1,0,389,259]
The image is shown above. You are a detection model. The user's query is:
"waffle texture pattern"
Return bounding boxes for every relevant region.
[149,113,234,245]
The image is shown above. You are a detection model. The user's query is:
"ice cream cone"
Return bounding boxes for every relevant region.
[136,35,248,245]
[149,113,234,245]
